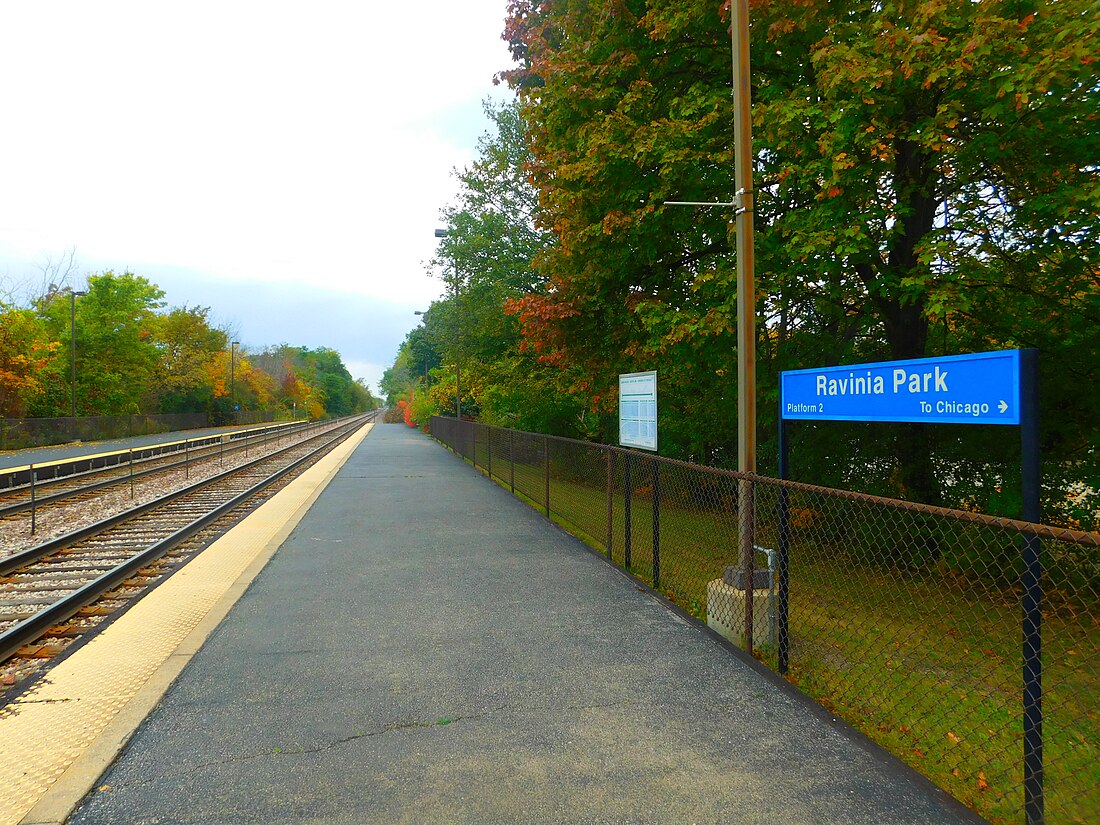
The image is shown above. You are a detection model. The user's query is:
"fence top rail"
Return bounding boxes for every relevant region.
[432,416,1100,548]
[751,473,1100,547]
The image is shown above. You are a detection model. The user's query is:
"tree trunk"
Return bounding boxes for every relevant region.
[882,127,942,511]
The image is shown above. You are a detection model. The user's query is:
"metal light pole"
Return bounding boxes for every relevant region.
[413,310,430,385]
[434,228,461,420]
[230,341,239,421]
[731,0,757,651]
[68,289,87,418]
[665,2,757,649]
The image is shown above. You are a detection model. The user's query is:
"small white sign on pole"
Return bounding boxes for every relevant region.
[619,370,657,451]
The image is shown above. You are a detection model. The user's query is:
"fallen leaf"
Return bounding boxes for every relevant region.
[978,772,990,792]
[97,785,111,792]
[947,731,962,745]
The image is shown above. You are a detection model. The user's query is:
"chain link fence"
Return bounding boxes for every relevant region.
[0,412,281,451]
[0,413,208,451]
[430,415,1099,825]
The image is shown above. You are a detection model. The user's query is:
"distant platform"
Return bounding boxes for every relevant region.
[0,421,299,471]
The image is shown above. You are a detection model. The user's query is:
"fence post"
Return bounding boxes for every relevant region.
[30,464,36,535]
[129,448,135,498]
[605,448,613,559]
[777,418,791,675]
[509,430,515,495]
[185,438,190,479]
[487,426,493,480]
[652,458,660,590]
[1020,348,1044,825]
[624,451,632,569]
[543,436,550,518]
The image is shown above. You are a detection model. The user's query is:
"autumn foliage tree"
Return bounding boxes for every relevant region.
[499,0,1098,515]
[0,307,59,418]
[150,305,229,413]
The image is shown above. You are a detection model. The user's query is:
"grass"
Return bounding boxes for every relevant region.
[452,440,1099,825]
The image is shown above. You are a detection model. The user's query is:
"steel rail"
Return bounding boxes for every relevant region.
[0,417,368,662]
[0,417,360,577]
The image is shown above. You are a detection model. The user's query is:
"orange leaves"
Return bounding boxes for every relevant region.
[504,293,578,324]
[768,18,796,40]
[601,209,631,235]
[870,142,893,162]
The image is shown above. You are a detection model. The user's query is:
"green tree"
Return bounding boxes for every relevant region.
[412,99,594,433]
[37,272,165,415]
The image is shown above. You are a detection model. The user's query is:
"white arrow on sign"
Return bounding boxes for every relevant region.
[998,400,1009,414]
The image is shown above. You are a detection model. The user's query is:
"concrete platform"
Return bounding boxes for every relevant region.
[9,424,981,824]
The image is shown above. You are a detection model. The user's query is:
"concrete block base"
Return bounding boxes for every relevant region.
[707,578,771,649]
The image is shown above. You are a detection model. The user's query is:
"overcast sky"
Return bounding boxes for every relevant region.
[0,1,514,392]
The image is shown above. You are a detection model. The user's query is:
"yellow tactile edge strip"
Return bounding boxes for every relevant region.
[0,423,374,825]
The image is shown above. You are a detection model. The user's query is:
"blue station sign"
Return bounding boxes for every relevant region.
[780,350,1021,425]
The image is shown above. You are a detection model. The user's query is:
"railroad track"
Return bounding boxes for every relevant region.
[0,419,311,521]
[0,412,379,692]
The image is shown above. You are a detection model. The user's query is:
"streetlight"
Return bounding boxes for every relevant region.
[68,289,87,419]
[432,228,462,420]
[229,341,239,421]
[665,1,757,649]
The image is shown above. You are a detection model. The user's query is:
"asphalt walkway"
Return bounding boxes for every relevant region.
[64,424,978,824]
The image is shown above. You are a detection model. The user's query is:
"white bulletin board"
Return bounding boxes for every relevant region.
[618,371,657,451]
